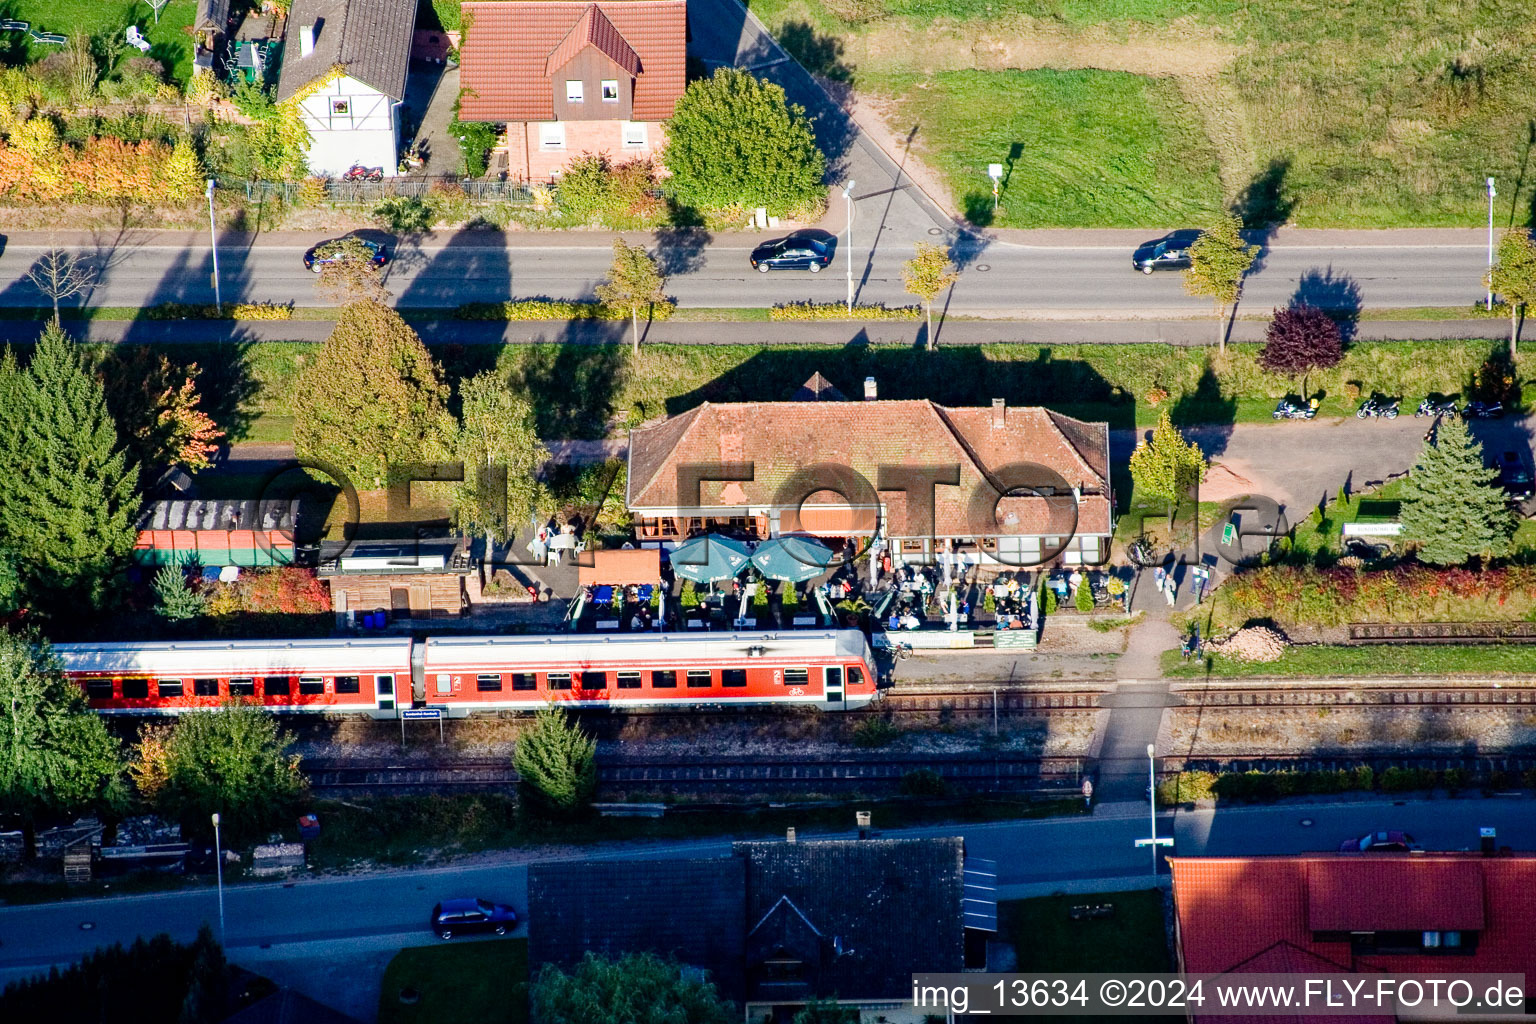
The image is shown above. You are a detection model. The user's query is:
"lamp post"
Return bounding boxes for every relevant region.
[211,812,225,946]
[206,178,221,313]
[1486,177,1497,312]
[1133,742,1172,876]
[842,180,856,313]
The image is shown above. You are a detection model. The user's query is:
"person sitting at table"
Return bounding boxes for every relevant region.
[899,611,920,630]
[887,612,902,631]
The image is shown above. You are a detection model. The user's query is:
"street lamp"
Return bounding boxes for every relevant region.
[211,812,225,946]
[1486,177,1497,312]
[1133,742,1172,876]
[206,178,221,313]
[842,180,856,313]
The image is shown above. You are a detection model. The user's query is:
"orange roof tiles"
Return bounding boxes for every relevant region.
[459,1,686,123]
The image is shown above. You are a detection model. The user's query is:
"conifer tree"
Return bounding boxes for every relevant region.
[513,704,596,816]
[1399,415,1516,564]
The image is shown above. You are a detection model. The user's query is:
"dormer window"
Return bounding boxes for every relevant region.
[566,80,583,102]
[601,79,618,101]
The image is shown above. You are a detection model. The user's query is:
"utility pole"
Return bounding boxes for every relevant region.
[206,179,222,313]
[211,812,226,945]
[1487,177,1497,312]
[842,180,856,313]
[1133,743,1172,876]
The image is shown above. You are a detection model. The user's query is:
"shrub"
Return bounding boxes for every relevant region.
[144,302,292,320]
[851,717,900,748]
[1157,770,1216,805]
[769,302,921,321]
[1042,586,1057,614]
[426,181,473,224]
[454,298,675,321]
[297,176,329,207]
[374,195,434,232]
[1074,581,1094,612]
[899,768,948,798]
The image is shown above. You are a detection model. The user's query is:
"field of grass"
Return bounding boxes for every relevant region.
[858,69,1223,227]
[8,0,197,83]
[1164,643,1536,679]
[378,940,528,1024]
[752,0,1536,227]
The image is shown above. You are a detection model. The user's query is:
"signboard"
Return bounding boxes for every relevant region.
[1221,523,1236,545]
[1342,522,1404,537]
[401,708,442,720]
[987,163,1003,180]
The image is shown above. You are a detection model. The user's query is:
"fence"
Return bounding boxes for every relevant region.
[242,176,540,205]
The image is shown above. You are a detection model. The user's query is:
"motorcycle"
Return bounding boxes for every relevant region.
[342,165,384,182]
[1273,398,1318,420]
[1464,401,1505,419]
[1415,398,1458,418]
[1356,396,1399,419]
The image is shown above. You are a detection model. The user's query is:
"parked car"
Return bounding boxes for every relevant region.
[429,898,518,939]
[1131,231,1201,274]
[1497,451,1533,500]
[303,237,388,273]
[749,232,834,273]
[1339,830,1419,853]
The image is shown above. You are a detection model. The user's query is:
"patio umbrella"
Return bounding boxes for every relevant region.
[670,533,751,584]
[751,535,836,582]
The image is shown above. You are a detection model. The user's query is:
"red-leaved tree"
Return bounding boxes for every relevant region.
[1258,303,1343,400]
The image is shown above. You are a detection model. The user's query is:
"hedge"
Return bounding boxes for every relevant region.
[144,302,293,321]
[454,299,676,322]
[769,302,920,321]
[1156,764,1536,805]
[1207,564,1536,630]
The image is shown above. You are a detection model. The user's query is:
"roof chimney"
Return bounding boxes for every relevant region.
[864,376,877,401]
[991,397,1006,428]
[300,24,315,57]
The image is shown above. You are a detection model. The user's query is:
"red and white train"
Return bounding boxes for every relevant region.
[54,630,880,717]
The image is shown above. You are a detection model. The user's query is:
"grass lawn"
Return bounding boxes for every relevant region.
[859,70,1223,228]
[378,940,528,1024]
[9,0,197,84]
[1164,643,1536,679]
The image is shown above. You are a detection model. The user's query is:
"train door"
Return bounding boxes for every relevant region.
[410,641,426,706]
[376,674,396,712]
[824,665,844,708]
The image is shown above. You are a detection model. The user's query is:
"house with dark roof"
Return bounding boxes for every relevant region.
[193,0,232,70]
[456,0,687,182]
[1169,853,1536,1024]
[275,0,415,178]
[626,388,1114,567]
[529,837,984,1019]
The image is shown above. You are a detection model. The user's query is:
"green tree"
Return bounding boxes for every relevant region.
[902,242,959,351]
[1488,229,1536,357]
[292,301,452,489]
[1399,415,1516,565]
[177,925,229,1024]
[1183,214,1258,352]
[0,324,138,612]
[533,952,734,1024]
[1074,578,1095,612]
[1128,410,1208,517]
[792,1001,862,1024]
[662,67,826,216]
[152,562,206,622]
[0,629,124,859]
[596,238,667,355]
[513,703,596,816]
[140,700,306,843]
[454,370,550,546]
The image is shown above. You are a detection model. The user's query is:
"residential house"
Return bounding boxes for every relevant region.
[626,382,1114,567]
[275,0,414,178]
[1169,852,1536,1023]
[529,836,990,1021]
[456,0,687,182]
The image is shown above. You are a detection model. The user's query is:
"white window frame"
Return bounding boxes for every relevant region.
[566,79,584,102]
[539,122,566,150]
[621,121,647,148]
[601,79,619,101]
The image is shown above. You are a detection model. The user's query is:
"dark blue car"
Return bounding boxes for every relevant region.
[430,898,518,939]
[750,232,834,273]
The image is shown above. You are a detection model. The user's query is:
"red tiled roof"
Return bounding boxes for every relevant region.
[1170,854,1536,988]
[459,1,686,123]
[626,400,1113,538]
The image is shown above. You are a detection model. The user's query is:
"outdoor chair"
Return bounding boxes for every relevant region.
[126,26,151,52]
[0,21,28,31]
[29,29,65,44]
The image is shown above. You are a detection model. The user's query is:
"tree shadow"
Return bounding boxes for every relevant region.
[1169,361,1238,457]
[1233,158,1292,277]
[506,325,629,438]
[776,19,853,86]
[1289,266,1363,343]
[651,224,713,278]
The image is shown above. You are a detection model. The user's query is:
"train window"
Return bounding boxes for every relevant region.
[651,670,677,688]
[784,668,809,686]
[722,668,747,687]
[335,675,360,694]
[849,667,866,688]
[157,679,184,698]
[193,678,219,697]
[511,673,536,691]
[299,676,325,695]
[263,676,291,696]
[686,669,712,688]
[477,673,503,692]
[547,672,572,691]
[229,677,255,696]
[580,671,607,690]
[617,671,642,689]
[86,679,113,700]
[122,678,149,699]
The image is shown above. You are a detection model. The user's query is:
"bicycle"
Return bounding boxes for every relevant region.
[891,641,912,662]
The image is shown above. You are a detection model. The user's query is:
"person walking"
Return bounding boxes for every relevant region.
[1163,570,1178,607]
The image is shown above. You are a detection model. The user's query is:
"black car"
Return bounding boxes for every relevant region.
[1131,232,1200,274]
[303,238,388,273]
[1498,451,1533,500]
[749,232,834,273]
[429,898,518,939]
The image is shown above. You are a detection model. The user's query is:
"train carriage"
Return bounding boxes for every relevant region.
[56,638,412,715]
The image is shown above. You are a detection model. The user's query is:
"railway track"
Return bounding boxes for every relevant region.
[1172,684,1536,709]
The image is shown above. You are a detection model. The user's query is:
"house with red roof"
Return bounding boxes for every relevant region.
[626,381,1113,567]
[456,0,687,182]
[1169,853,1536,1023]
